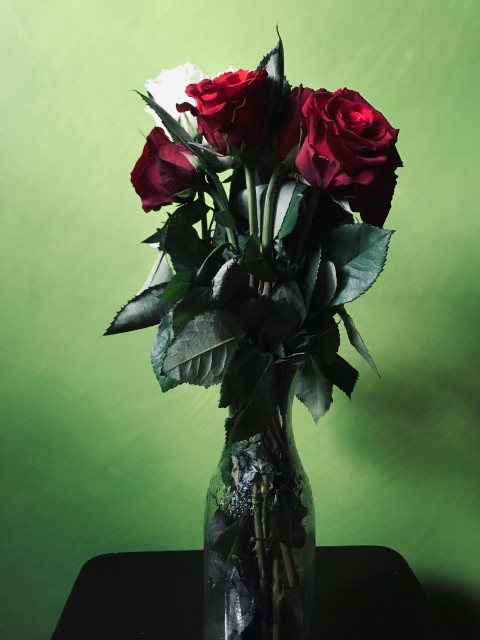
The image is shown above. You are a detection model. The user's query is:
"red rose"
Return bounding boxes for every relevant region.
[296,89,402,226]
[130,127,197,212]
[276,85,313,161]
[177,69,268,154]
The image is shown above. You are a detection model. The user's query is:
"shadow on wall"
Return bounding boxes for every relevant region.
[337,362,479,479]
[426,581,480,640]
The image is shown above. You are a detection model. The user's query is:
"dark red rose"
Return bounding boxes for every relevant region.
[296,88,402,226]
[276,85,313,161]
[130,127,197,212]
[177,69,268,154]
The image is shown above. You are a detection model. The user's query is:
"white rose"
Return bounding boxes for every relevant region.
[144,63,205,139]
[209,66,238,79]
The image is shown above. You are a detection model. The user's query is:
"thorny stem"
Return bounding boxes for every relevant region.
[253,482,268,593]
[261,475,270,543]
[203,177,239,253]
[266,410,300,590]
[207,213,215,235]
[244,158,259,238]
[261,164,285,254]
[198,191,208,240]
[280,542,300,587]
[272,547,282,640]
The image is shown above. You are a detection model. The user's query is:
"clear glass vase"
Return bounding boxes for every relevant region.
[203,363,316,640]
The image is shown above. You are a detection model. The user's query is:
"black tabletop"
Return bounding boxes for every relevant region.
[52,546,447,639]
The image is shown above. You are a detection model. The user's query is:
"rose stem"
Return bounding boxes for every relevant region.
[203,176,239,252]
[269,412,287,454]
[279,542,299,587]
[262,281,272,297]
[198,191,208,240]
[207,213,215,235]
[253,482,268,593]
[295,186,320,265]
[272,546,282,640]
[244,158,259,238]
[261,164,285,254]
[261,475,269,542]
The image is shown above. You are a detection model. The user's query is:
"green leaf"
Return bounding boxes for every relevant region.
[256,32,289,153]
[215,208,237,230]
[141,228,164,245]
[141,204,209,248]
[324,223,394,306]
[219,344,269,407]
[211,259,249,308]
[137,91,193,145]
[187,141,239,172]
[337,306,378,374]
[137,252,173,289]
[331,196,354,214]
[211,521,246,562]
[256,31,284,77]
[310,321,340,364]
[259,299,301,351]
[163,310,245,387]
[276,181,308,239]
[104,284,171,335]
[271,281,306,324]
[172,286,211,332]
[302,246,322,310]
[243,235,275,281]
[311,259,337,311]
[151,312,181,392]
[171,200,210,225]
[163,219,210,272]
[271,180,295,238]
[235,296,271,332]
[138,92,236,183]
[291,314,340,363]
[228,165,246,214]
[139,93,240,181]
[195,242,230,287]
[222,348,277,444]
[321,355,359,398]
[158,269,194,303]
[295,355,333,423]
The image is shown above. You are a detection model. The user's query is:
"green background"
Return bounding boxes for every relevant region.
[1,0,479,637]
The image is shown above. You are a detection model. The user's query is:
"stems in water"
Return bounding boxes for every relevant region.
[272,546,282,640]
[280,542,299,587]
[253,482,268,593]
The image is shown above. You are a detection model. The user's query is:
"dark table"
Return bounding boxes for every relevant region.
[52,546,447,639]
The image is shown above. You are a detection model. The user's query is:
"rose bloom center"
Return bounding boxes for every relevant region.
[340,104,373,132]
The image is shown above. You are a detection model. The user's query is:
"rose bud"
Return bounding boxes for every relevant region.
[130,127,197,212]
[296,88,402,226]
[177,68,268,154]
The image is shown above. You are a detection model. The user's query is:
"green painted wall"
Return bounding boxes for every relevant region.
[1,1,479,637]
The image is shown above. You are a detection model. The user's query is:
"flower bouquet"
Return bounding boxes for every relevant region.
[106,34,401,640]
